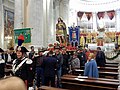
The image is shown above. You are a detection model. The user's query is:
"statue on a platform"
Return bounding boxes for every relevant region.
[56,18,67,45]
[97,28,105,46]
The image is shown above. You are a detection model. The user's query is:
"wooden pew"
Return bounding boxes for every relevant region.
[105,64,118,67]
[72,69,118,79]
[97,67,118,72]
[61,75,119,90]
[80,66,118,72]
[106,62,119,65]
[40,86,68,90]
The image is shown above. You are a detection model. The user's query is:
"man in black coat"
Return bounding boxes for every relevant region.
[34,49,45,89]
[96,47,106,67]
[42,51,57,87]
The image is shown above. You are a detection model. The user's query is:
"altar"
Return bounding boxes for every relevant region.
[88,43,115,51]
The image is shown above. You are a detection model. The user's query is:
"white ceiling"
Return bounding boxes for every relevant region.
[70,0,120,12]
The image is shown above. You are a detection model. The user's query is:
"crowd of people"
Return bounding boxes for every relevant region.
[0,45,106,90]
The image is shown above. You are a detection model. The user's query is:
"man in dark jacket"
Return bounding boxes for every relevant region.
[54,46,63,88]
[42,51,57,87]
[96,47,106,67]
[34,49,44,89]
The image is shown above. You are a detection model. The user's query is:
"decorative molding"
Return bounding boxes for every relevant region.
[70,0,120,12]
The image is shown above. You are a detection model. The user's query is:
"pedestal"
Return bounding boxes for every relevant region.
[97,38,104,46]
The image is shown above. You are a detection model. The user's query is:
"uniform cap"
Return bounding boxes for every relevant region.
[16,46,29,52]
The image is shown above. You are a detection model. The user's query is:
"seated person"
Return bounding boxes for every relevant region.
[0,76,26,90]
[70,52,80,70]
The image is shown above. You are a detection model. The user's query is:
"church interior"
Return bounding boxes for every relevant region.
[0,0,120,90]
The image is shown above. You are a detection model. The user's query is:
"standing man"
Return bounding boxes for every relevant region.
[95,47,106,67]
[42,51,57,87]
[34,49,45,89]
[29,46,35,60]
[62,48,69,75]
[54,46,63,88]
[12,46,33,89]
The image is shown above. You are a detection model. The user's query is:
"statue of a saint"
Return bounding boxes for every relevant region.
[56,18,67,45]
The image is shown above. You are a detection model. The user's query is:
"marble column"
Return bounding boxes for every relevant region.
[92,12,97,32]
[28,0,44,48]
[47,0,56,44]
[54,0,60,23]
[28,0,55,48]
[14,0,23,29]
[0,0,4,48]
[116,9,120,32]
[59,0,69,28]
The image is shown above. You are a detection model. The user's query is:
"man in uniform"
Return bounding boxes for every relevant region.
[12,46,33,89]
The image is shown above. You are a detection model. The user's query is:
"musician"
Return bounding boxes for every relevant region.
[12,46,33,89]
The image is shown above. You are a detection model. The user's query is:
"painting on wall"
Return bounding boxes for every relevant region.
[4,9,14,48]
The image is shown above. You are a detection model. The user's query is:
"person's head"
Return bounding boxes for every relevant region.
[58,17,63,23]
[9,47,14,53]
[38,48,44,56]
[0,77,26,90]
[88,53,95,61]
[48,50,53,56]
[97,47,101,51]
[73,52,78,59]
[16,46,29,59]
[31,46,34,51]
[4,49,8,54]
[54,46,60,54]
[62,48,66,54]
